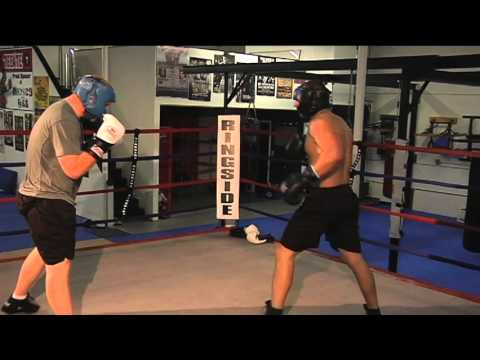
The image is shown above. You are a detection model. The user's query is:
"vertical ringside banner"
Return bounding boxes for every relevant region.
[217,115,241,220]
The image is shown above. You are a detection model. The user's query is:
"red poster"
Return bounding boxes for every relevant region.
[0,48,33,111]
[0,48,33,72]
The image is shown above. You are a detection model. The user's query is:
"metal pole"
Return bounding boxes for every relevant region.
[64,51,71,90]
[388,69,411,273]
[352,46,368,196]
[405,88,420,209]
[69,48,77,86]
[266,120,272,185]
[223,72,229,114]
[58,45,64,86]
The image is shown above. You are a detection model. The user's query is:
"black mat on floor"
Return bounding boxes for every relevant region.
[86,226,130,239]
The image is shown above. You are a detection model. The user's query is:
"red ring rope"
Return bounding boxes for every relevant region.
[359,141,480,159]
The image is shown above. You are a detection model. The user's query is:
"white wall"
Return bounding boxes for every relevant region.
[246,45,335,61]
[370,46,480,57]
[109,46,158,216]
[364,46,480,218]
[332,46,358,105]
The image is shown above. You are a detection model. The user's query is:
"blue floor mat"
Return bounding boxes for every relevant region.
[239,209,480,298]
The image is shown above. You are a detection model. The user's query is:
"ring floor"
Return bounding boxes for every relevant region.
[1,192,480,313]
[1,231,480,315]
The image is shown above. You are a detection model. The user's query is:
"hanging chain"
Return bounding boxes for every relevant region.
[121,129,140,218]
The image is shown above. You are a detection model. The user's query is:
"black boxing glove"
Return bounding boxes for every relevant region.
[280,165,320,205]
[284,134,305,161]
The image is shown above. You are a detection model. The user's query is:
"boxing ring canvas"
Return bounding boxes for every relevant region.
[1,230,479,315]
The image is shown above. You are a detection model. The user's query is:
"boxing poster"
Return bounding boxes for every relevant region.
[0,48,33,111]
[34,76,49,110]
[14,114,24,152]
[0,110,4,153]
[276,78,293,99]
[4,110,13,147]
[156,46,189,98]
[213,54,235,96]
[48,96,61,105]
[217,115,240,220]
[256,57,275,96]
[24,112,33,150]
[188,57,212,101]
[235,66,256,103]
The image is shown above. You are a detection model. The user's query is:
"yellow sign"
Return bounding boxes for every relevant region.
[34,76,49,109]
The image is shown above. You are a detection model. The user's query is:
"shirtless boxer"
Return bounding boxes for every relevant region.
[265,81,381,315]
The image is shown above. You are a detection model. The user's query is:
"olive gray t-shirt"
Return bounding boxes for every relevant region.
[19,99,83,205]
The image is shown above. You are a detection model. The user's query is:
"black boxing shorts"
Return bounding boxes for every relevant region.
[16,192,76,265]
[280,184,362,253]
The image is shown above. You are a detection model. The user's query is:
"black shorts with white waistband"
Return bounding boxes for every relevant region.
[280,184,362,253]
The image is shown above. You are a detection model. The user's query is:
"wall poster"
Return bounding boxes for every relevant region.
[276,78,293,99]
[156,46,189,98]
[256,57,275,96]
[213,54,235,97]
[188,57,212,101]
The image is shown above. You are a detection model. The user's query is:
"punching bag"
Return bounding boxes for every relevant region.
[463,158,480,252]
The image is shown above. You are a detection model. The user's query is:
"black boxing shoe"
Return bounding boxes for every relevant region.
[363,304,382,315]
[1,294,40,314]
[264,300,283,315]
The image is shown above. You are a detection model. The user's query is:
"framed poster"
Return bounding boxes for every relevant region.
[213,54,235,96]
[14,114,24,152]
[188,57,212,101]
[235,66,255,103]
[0,110,4,153]
[256,57,275,96]
[24,112,33,150]
[34,76,49,110]
[276,78,293,99]
[4,110,13,147]
[0,48,33,111]
[156,46,189,98]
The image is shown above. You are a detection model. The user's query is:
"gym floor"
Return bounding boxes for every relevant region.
[1,230,479,315]
[1,191,480,315]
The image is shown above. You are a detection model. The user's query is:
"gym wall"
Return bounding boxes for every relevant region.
[108,46,158,216]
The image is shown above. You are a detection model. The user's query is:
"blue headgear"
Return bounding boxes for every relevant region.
[74,75,116,119]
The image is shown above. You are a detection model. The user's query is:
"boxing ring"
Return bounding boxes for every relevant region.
[1,121,480,315]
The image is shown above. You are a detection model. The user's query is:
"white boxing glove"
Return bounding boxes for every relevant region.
[87,114,126,160]
[244,224,267,245]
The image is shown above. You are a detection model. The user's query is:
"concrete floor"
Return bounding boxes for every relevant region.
[1,231,479,315]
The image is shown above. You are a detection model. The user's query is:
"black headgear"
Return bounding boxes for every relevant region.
[293,81,331,120]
